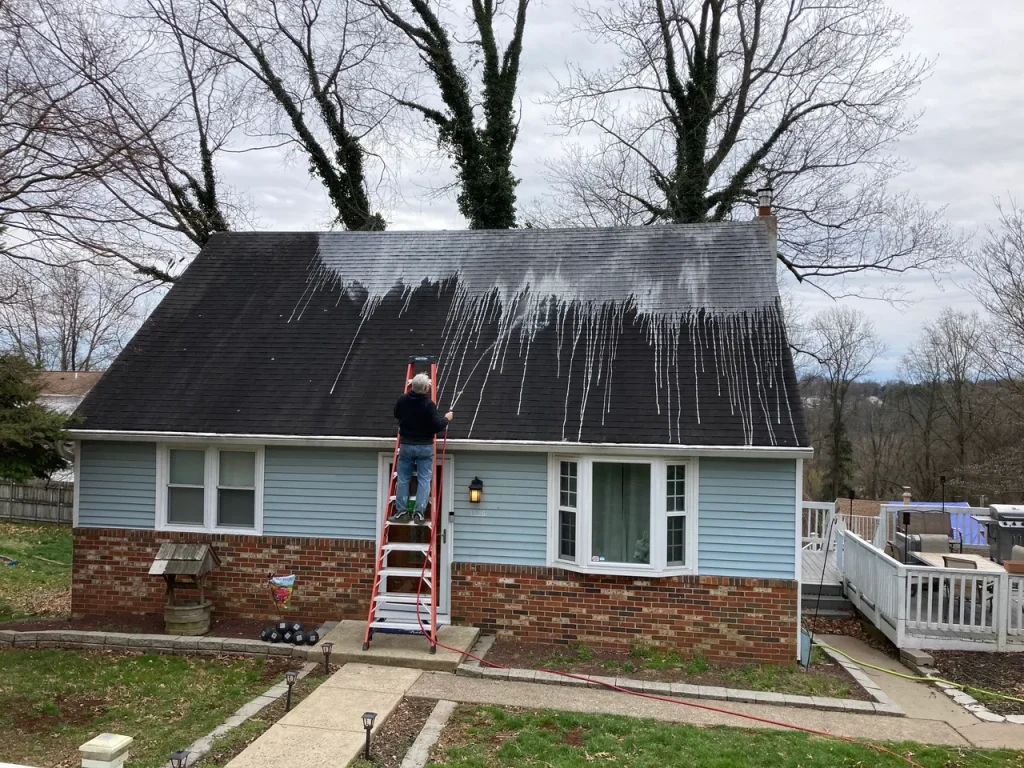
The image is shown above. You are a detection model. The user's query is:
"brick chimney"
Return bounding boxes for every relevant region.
[756,187,777,257]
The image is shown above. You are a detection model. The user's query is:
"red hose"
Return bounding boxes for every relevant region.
[411,435,922,768]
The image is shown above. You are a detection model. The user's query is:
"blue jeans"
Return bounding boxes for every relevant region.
[395,443,434,515]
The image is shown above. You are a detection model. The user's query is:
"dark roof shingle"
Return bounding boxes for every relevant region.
[76,225,808,447]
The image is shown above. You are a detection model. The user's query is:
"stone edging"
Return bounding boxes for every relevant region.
[455,643,902,717]
[400,700,457,768]
[0,629,313,659]
[903,660,1024,725]
[165,661,319,767]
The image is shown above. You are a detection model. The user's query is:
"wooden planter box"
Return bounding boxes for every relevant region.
[164,600,213,635]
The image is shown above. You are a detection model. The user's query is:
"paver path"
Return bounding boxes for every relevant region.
[226,663,422,768]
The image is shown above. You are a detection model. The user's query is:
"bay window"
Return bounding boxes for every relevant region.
[157,445,263,533]
[549,456,696,575]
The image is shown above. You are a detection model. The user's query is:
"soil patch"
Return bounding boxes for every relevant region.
[11,694,108,732]
[0,615,273,638]
[484,640,869,700]
[803,615,901,659]
[351,697,437,768]
[930,651,1024,716]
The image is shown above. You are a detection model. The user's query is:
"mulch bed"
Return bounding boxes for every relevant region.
[483,640,870,701]
[0,615,271,639]
[930,651,1024,716]
[356,697,437,768]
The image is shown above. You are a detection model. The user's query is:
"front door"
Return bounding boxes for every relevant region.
[376,452,453,618]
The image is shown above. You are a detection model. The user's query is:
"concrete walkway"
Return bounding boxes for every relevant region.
[227,664,422,768]
[408,636,1024,751]
[819,635,1024,750]
[307,620,479,672]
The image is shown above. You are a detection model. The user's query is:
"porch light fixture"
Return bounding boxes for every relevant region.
[468,476,483,504]
[362,711,377,759]
[321,641,334,675]
[169,751,191,768]
[285,669,298,711]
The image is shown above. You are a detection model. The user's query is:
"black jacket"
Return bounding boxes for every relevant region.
[394,391,449,444]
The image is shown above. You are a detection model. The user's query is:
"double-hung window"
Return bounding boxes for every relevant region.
[550,456,696,575]
[158,445,263,533]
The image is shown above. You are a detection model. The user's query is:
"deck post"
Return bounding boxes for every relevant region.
[996,572,1009,651]
[895,566,907,648]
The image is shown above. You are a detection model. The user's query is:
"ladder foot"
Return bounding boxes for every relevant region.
[362,641,370,651]
[429,643,437,655]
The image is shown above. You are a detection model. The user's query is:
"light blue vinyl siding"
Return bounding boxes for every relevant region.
[453,452,547,565]
[697,458,797,579]
[263,447,377,539]
[78,441,156,529]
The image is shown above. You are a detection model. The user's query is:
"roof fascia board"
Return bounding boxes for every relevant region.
[69,429,813,459]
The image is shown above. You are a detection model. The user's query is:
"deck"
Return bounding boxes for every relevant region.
[802,547,841,586]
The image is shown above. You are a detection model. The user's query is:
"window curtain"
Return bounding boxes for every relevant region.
[591,463,650,564]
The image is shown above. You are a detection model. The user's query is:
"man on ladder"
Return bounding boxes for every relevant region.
[392,372,454,524]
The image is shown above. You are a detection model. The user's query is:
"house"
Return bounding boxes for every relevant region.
[69,212,810,663]
[36,370,104,413]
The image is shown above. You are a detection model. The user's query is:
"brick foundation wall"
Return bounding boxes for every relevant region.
[451,563,798,663]
[74,529,797,662]
[72,528,375,626]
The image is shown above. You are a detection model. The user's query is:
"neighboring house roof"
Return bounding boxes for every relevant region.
[35,370,104,414]
[75,225,808,447]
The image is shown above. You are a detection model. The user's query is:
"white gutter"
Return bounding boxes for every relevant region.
[69,429,813,459]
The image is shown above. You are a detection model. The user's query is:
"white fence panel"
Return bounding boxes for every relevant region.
[1009,577,1024,636]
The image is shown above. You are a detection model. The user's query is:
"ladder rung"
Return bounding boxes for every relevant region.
[386,519,433,528]
[374,594,431,605]
[383,543,430,553]
[379,567,432,579]
[369,620,431,631]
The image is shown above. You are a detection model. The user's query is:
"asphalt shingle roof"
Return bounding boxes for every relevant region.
[76,224,808,447]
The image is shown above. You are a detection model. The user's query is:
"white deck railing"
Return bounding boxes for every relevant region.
[802,501,881,552]
[840,530,1024,652]
[801,501,835,551]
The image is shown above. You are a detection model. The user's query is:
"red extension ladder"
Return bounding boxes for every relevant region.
[362,356,442,653]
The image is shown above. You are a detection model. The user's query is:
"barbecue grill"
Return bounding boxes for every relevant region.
[983,505,1024,564]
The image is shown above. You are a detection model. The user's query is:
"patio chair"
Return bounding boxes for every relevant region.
[906,511,963,554]
[942,556,979,621]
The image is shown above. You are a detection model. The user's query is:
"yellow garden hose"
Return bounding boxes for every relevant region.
[814,641,1024,704]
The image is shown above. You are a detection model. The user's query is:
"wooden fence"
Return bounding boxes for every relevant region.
[0,481,73,524]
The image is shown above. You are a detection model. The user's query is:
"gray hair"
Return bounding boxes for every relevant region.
[410,373,432,393]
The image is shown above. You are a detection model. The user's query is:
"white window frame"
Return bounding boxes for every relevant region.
[546,454,698,576]
[156,444,264,534]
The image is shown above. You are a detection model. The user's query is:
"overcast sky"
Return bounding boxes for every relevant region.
[215,0,1024,381]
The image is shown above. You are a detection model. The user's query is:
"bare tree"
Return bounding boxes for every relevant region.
[895,340,943,500]
[972,199,1024,397]
[851,393,905,501]
[1,0,249,282]
[807,306,884,499]
[367,0,529,229]
[154,0,406,231]
[539,0,960,295]
[0,258,150,370]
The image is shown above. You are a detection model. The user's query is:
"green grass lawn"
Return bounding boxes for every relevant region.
[0,649,299,768]
[0,521,72,620]
[428,705,1024,768]
[527,644,853,699]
